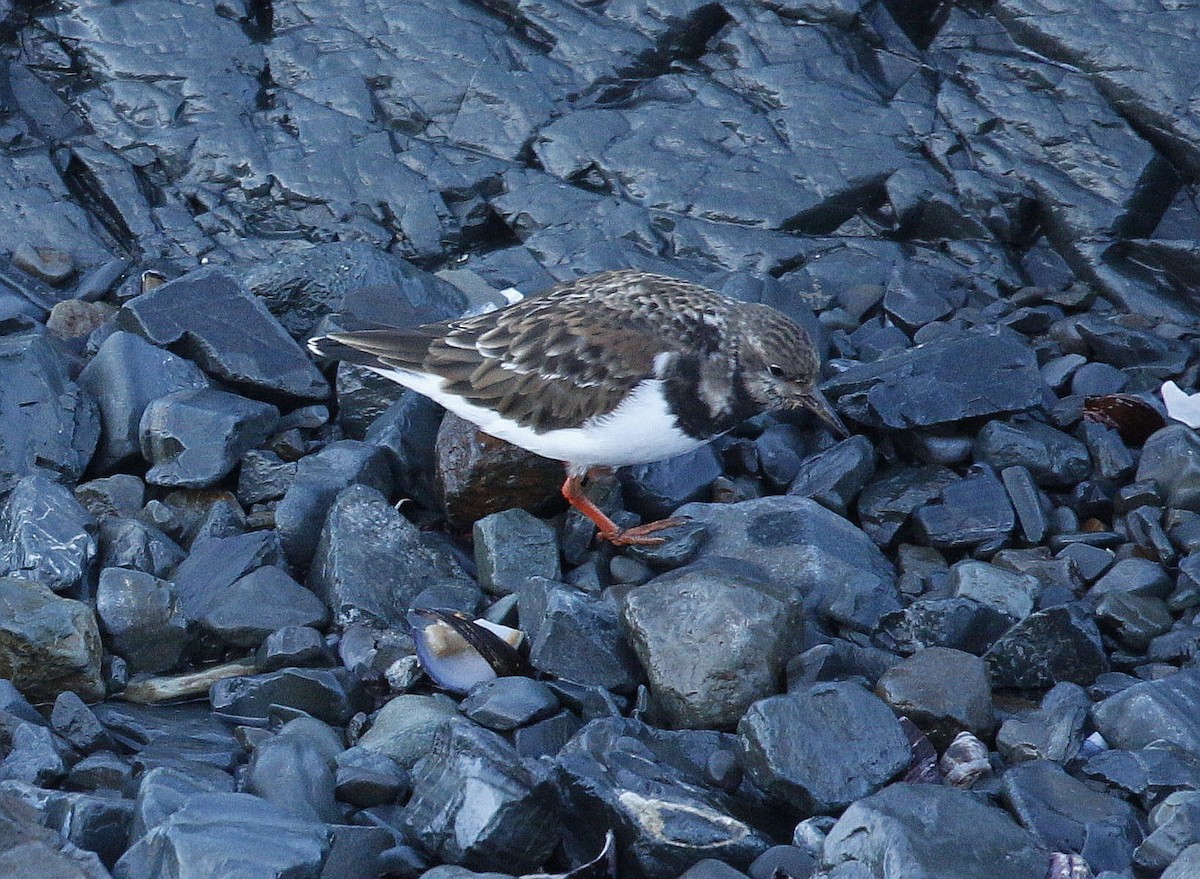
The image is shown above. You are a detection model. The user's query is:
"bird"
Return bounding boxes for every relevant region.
[308,270,848,545]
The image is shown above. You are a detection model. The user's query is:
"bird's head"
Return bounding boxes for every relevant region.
[738,304,849,438]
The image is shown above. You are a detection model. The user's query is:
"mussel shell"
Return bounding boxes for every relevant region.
[408,607,528,695]
[939,730,991,788]
[1082,393,1165,447]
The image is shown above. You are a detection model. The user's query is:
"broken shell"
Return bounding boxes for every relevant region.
[1082,393,1166,447]
[1045,852,1094,879]
[898,716,940,785]
[407,608,528,695]
[939,730,991,788]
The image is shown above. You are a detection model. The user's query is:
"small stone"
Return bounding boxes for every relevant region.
[0,474,97,593]
[974,420,1090,487]
[786,434,876,516]
[474,509,561,596]
[460,677,560,731]
[912,467,1016,550]
[948,559,1039,622]
[47,299,111,340]
[201,565,329,648]
[875,647,994,747]
[985,604,1109,690]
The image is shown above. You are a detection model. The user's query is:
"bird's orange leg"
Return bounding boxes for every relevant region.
[561,473,685,546]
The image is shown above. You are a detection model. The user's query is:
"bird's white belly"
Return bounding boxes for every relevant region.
[365,366,704,471]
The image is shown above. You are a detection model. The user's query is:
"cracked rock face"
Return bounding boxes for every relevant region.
[1,0,1200,877]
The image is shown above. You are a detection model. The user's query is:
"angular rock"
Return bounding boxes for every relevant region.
[209,668,365,727]
[474,509,561,596]
[822,330,1045,430]
[877,596,1013,656]
[0,332,98,489]
[621,568,792,729]
[948,559,1039,622]
[356,694,459,770]
[738,683,910,815]
[786,434,876,517]
[672,496,898,633]
[275,441,393,569]
[1137,790,1200,873]
[235,449,297,506]
[403,720,560,872]
[0,792,114,879]
[0,577,104,702]
[973,419,1090,487]
[912,466,1016,550]
[363,391,444,512]
[77,330,210,472]
[1093,668,1200,755]
[140,388,279,488]
[857,464,959,547]
[996,683,1090,765]
[309,484,475,628]
[97,517,186,580]
[245,718,342,824]
[519,579,641,694]
[169,530,283,620]
[117,267,328,405]
[0,475,97,593]
[460,678,560,732]
[113,792,329,879]
[1137,425,1200,513]
[620,445,724,521]
[200,566,328,648]
[557,717,770,878]
[984,604,1109,689]
[815,783,1047,878]
[875,647,994,747]
[334,746,411,809]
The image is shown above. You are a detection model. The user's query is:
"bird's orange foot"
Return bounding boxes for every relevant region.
[599,517,687,546]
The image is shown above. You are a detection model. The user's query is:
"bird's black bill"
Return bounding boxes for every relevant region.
[798,388,850,438]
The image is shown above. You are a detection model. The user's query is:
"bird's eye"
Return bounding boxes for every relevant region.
[768,364,787,378]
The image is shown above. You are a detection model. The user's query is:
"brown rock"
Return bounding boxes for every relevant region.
[435,413,564,532]
[0,577,104,703]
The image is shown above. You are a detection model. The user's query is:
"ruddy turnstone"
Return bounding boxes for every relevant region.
[309,270,847,545]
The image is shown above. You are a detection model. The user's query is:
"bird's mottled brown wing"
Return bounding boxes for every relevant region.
[323,271,732,432]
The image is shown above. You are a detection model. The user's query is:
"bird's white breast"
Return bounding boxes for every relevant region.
[362,365,704,473]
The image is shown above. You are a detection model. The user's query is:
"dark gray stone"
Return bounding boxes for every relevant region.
[473,509,560,596]
[1164,843,1200,879]
[201,565,328,648]
[1001,759,1142,874]
[75,475,146,521]
[140,388,278,488]
[1137,425,1200,513]
[236,449,297,507]
[519,579,641,694]
[999,465,1049,544]
[512,710,585,759]
[1135,790,1200,873]
[50,690,111,754]
[310,484,475,628]
[0,577,104,702]
[1096,591,1172,650]
[169,529,282,620]
[0,788,114,879]
[117,267,329,405]
[113,791,329,879]
[877,596,1012,656]
[0,474,97,593]
[1090,557,1171,599]
[403,721,560,873]
[276,441,393,569]
[0,332,98,489]
[0,723,68,785]
[738,683,910,815]
[245,717,342,824]
[1093,668,1200,756]
[77,330,209,472]
[996,683,1091,765]
[672,496,898,633]
[948,560,1039,622]
[356,694,459,770]
[984,604,1108,689]
[363,391,445,512]
[460,677,560,731]
[912,467,1016,550]
[857,464,959,547]
[334,746,410,808]
[621,568,792,729]
[1081,421,1135,481]
[1081,746,1200,809]
[98,517,186,579]
[257,626,334,672]
[209,667,365,727]
[823,330,1045,430]
[875,647,994,747]
[786,434,876,516]
[1056,543,1115,583]
[974,420,1090,487]
[620,445,725,522]
[66,750,135,793]
[1,780,134,868]
[815,783,1047,879]
[557,717,769,878]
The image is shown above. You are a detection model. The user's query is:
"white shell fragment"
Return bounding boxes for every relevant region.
[1162,380,1200,428]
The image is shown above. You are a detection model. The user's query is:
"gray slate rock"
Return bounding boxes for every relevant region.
[169,529,283,620]
[1137,790,1200,873]
[518,579,641,694]
[356,694,459,770]
[0,576,104,702]
[996,683,1091,765]
[0,474,97,593]
[814,783,1047,878]
[200,565,329,647]
[276,441,393,569]
[310,484,475,628]
[672,496,898,633]
[403,720,560,873]
[245,717,342,824]
[77,330,209,472]
[50,690,109,754]
[786,434,876,516]
[209,668,366,727]
[0,332,98,490]
[912,466,1016,550]
[117,266,328,405]
[460,677,560,731]
[948,559,1039,622]
[985,604,1109,689]
[1136,425,1200,513]
[96,567,193,674]
[235,450,297,506]
[621,568,792,729]
[474,509,561,596]
[1093,668,1200,756]
[334,746,411,808]
[556,717,770,878]
[822,330,1045,429]
[98,517,186,579]
[1002,759,1142,874]
[857,464,959,547]
[140,387,279,488]
[738,683,910,815]
[875,647,994,747]
[973,420,1090,487]
[113,791,329,879]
